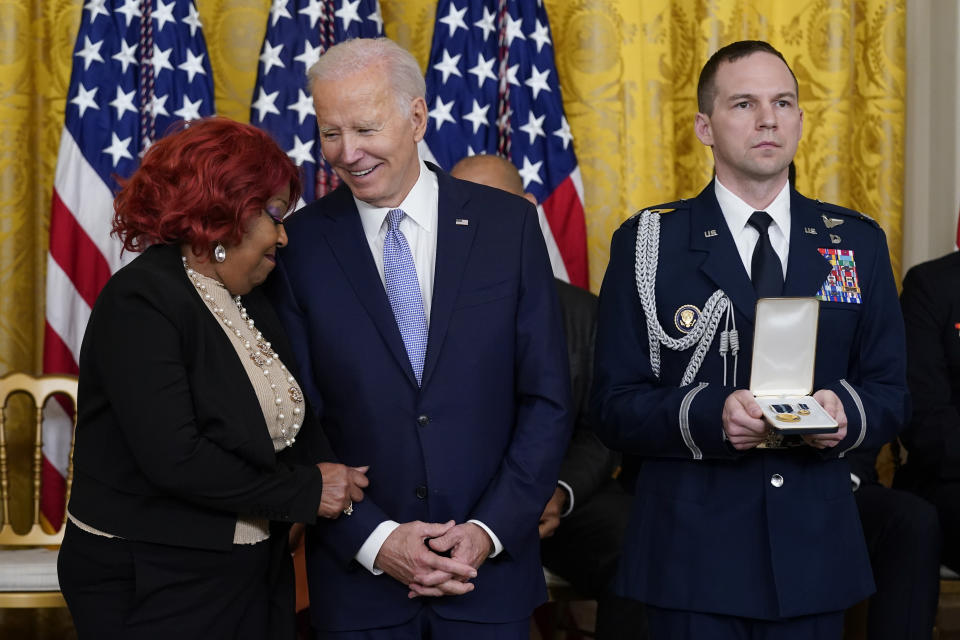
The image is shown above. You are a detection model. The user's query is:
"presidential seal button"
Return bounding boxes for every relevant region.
[770,474,784,488]
[775,412,800,423]
[674,304,701,333]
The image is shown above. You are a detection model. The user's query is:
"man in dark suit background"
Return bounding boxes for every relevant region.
[846,445,940,639]
[592,40,908,638]
[785,164,940,640]
[450,154,646,639]
[897,252,960,573]
[266,38,571,639]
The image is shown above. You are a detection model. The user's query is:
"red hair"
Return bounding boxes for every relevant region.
[112,117,302,255]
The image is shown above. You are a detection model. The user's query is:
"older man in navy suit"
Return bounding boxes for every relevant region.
[592,41,908,638]
[266,38,571,639]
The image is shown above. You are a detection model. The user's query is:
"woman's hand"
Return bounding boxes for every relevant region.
[316,463,369,518]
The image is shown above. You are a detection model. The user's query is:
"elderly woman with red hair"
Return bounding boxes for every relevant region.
[57,117,367,639]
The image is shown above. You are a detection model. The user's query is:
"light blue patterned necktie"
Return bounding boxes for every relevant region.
[383,208,428,385]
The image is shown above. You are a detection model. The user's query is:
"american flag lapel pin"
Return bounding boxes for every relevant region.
[455,218,469,226]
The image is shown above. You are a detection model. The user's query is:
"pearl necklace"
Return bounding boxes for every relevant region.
[182,257,303,447]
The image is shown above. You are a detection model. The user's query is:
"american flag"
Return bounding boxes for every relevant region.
[422,0,588,288]
[250,0,384,204]
[43,0,215,528]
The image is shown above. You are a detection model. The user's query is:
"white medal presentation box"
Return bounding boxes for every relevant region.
[749,297,839,435]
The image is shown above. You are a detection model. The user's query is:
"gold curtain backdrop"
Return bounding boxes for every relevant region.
[0,0,904,374]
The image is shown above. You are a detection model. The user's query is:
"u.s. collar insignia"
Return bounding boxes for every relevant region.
[674,304,701,333]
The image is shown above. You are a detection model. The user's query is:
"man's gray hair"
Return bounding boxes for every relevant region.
[306,38,426,116]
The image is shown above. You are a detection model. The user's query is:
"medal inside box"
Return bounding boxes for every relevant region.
[750,297,839,435]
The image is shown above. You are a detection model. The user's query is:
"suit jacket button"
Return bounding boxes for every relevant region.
[770,474,784,488]
[417,415,429,427]
[416,485,428,499]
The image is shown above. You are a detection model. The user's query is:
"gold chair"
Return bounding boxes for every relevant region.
[935,566,960,640]
[0,372,78,608]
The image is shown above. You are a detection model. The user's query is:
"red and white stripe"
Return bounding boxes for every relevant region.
[41,129,133,529]
[540,168,587,288]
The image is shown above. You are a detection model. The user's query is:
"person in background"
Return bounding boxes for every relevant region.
[787,162,940,640]
[450,153,646,640]
[897,251,960,571]
[592,40,908,638]
[58,117,368,640]
[267,38,571,639]
[846,445,940,639]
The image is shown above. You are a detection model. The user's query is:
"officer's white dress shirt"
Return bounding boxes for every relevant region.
[715,177,791,279]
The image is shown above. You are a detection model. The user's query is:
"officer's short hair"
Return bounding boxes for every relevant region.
[697,40,798,115]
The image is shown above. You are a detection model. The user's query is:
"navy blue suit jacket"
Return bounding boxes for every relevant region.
[592,182,908,619]
[267,164,572,631]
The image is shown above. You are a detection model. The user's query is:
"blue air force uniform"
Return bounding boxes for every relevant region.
[591,182,909,622]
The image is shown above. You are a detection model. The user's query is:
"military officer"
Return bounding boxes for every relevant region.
[592,40,908,638]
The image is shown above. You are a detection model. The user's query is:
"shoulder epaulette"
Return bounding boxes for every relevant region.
[625,198,691,222]
[815,200,880,229]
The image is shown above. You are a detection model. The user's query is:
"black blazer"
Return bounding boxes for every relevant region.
[68,243,328,551]
[554,279,619,502]
[899,251,960,487]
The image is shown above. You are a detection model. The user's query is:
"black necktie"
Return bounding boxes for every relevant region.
[747,211,783,298]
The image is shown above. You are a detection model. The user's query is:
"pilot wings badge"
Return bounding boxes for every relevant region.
[822,214,844,229]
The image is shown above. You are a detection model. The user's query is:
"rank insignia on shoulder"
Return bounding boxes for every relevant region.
[674,304,701,333]
[816,248,862,303]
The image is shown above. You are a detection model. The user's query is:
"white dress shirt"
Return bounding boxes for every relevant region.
[355,158,438,323]
[557,479,575,517]
[352,157,504,575]
[714,178,791,280]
